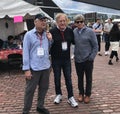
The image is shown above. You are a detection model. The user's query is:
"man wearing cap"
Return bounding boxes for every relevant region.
[22,13,52,114]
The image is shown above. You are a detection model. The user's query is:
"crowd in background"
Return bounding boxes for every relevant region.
[0,31,26,50]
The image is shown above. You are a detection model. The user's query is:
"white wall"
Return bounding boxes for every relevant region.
[0,19,14,41]
[14,22,24,36]
[0,19,25,41]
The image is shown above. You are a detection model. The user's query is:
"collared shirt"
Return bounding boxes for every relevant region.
[57,26,66,31]
[92,23,103,35]
[78,27,85,34]
[104,23,113,33]
[22,28,51,71]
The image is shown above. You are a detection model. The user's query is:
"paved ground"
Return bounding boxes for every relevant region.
[0,42,120,114]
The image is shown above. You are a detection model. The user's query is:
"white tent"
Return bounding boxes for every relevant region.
[0,0,52,40]
[112,19,120,22]
[0,0,51,19]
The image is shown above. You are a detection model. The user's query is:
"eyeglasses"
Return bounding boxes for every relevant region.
[75,21,84,24]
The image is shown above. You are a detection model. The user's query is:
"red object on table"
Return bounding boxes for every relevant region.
[0,49,22,60]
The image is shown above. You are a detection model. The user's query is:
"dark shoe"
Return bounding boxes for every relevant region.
[37,107,50,114]
[98,53,102,56]
[116,57,119,62]
[78,94,84,102]
[22,113,29,114]
[84,96,90,104]
[108,60,113,65]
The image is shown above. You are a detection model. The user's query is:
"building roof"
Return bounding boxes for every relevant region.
[24,0,63,18]
[52,0,120,15]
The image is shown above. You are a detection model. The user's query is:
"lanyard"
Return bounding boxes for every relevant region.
[37,33,43,47]
[60,31,65,41]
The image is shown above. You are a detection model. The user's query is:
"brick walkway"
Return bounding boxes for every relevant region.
[0,42,120,114]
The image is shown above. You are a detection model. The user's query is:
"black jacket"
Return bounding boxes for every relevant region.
[109,31,120,42]
[50,27,74,60]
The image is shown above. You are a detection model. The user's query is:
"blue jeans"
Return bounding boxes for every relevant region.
[104,33,110,51]
[96,35,101,52]
[52,59,73,98]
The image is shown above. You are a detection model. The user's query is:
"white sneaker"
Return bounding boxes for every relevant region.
[71,55,74,60]
[67,96,78,108]
[54,94,62,104]
[105,51,108,56]
[105,51,110,56]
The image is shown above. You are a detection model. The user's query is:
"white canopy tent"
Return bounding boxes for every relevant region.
[112,19,120,22]
[0,0,52,40]
[0,0,51,19]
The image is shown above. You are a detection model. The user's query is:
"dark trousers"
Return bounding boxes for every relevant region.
[105,34,110,51]
[96,35,101,52]
[75,60,93,97]
[110,50,118,59]
[52,59,73,98]
[23,69,50,113]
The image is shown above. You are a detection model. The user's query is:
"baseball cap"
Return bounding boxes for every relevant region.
[35,13,47,20]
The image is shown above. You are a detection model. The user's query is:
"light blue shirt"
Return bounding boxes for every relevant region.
[22,28,51,71]
[92,23,103,35]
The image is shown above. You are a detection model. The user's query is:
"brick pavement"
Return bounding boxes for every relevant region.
[0,42,120,114]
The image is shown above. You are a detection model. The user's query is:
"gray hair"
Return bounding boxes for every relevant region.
[55,13,68,22]
[74,14,85,21]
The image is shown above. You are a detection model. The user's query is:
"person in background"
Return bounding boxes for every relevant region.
[87,22,93,28]
[93,18,103,56]
[0,39,4,49]
[104,18,113,56]
[3,35,18,49]
[108,23,120,65]
[22,13,52,114]
[70,22,77,60]
[50,13,78,108]
[73,14,98,103]
[17,30,27,48]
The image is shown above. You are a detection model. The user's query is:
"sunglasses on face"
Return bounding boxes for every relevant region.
[75,20,84,24]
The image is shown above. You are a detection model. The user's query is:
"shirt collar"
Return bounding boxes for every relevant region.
[33,28,46,39]
[57,26,66,31]
[77,26,86,34]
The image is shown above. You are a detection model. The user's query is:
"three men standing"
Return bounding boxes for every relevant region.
[22,13,98,114]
